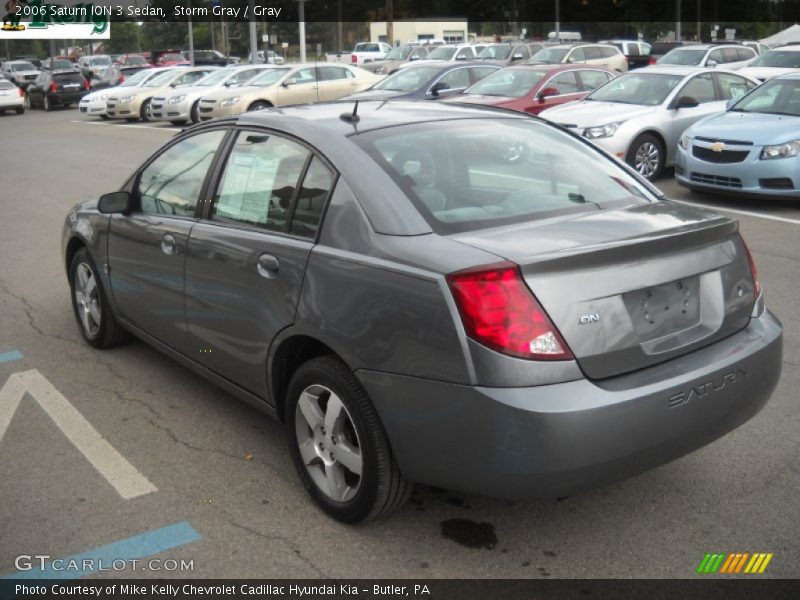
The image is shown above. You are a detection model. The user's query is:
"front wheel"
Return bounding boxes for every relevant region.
[69,248,130,349]
[286,356,411,522]
[140,98,152,122]
[190,100,201,123]
[626,133,664,181]
[247,100,271,111]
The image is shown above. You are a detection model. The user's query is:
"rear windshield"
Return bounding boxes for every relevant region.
[353,119,652,234]
[658,48,707,65]
[53,73,84,83]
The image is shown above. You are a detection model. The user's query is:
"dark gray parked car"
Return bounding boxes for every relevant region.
[62,102,782,522]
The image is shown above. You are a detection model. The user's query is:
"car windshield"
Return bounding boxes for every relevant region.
[586,73,683,105]
[125,56,147,65]
[10,62,36,71]
[385,46,412,60]
[729,79,800,116]
[119,69,155,87]
[479,45,512,59]
[426,47,457,60]
[195,69,233,86]
[248,68,291,86]
[466,68,548,97]
[658,48,707,65]
[145,70,179,87]
[372,66,442,92]
[92,57,111,66]
[354,119,651,234]
[52,60,73,69]
[750,51,800,68]
[529,48,569,63]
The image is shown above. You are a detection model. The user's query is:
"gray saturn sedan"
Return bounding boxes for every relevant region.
[62,101,782,522]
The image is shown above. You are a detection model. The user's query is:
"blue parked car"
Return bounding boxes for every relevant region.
[676,73,800,197]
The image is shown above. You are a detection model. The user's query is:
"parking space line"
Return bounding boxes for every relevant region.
[675,200,800,227]
[0,351,23,364]
[70,120,181,132]
[2,521,201,579]
[0,369,158,499]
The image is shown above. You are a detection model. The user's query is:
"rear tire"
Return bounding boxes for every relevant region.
[190,100,200,123]
[286,356,411,522]
[69,248,130,349]
[626,133,664,181]
[43,95,53,111]
[100,114,109,120]
[170,119,187,125]
[15,106,24,114]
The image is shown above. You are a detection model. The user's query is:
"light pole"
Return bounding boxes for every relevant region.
[555,0,560,42]
[249,0,258,62]
[676,0,681,41]
[297,0,307,62]
[187,0,195,66]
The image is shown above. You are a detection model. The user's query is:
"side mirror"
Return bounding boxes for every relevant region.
[429,81,449,97]
[98,191,132,214]
[281,80,292,87]
[706,59,718,68]
[674,96,699,109]
[537,87,559,102]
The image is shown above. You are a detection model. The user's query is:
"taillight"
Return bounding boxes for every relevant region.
[83,78,90,89]
[351,54,357,63]
[447,262,573,360]
[18,86,24,97]
[49,82,58,93]
[648,56,657,65]
[741,236,761,297]
[118,76,125,84]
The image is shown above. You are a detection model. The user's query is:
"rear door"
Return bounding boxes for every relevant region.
[316,66,360,100]
[184,129,336,397]
[107,129,228,354]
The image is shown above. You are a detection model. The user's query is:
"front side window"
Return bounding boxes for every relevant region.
[212,132,310,232]
[569,48,587,62]
[587,73,683,106]
[679,74,716,104]
[547,71,579,94]
[354,119,651,234]
[137,130,226,217]
[286,67,317,85]
[436,68,471,90]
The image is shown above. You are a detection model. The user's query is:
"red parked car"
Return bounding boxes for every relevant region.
[442,64,618,115]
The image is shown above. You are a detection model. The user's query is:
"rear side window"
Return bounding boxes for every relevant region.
[722,48,740,63]
[680,73,717,103]
[548,71,579,94]
[211,131,310,232]
[353,119,651,234]
[737,47,756,61]
[290,157,335,238]
[578,70,613,90]
[716,73,756,100]
[318,66,353,80]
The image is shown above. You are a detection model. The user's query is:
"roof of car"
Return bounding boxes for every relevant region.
[639,65,717,76]
[234,100,527,138]
[773,72,800,80]
[771,45,800,52]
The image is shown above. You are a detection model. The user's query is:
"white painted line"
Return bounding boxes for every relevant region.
[675,200,800,226]
[70,120,180,132]
[0,369,158,500]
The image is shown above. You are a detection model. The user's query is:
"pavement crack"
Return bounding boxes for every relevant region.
[0,278,82,347]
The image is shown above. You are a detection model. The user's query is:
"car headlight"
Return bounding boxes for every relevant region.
[168,95,187,104]
[760,140,800,160]
[118,95,135,104]
[679,133,691,150]
[583,122,623,140]
[220,96,241,107]
[375,66,385,74]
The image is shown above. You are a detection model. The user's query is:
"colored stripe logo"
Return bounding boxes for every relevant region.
[697,552,773,574]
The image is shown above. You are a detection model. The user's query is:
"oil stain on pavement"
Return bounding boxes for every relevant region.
[440,518,498,550]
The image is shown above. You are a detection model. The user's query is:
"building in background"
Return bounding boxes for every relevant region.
[370,19,470,45]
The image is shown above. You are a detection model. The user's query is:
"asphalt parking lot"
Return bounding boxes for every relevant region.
[0,108,798,580]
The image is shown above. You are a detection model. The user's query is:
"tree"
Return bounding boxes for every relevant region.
[104,22,142,54]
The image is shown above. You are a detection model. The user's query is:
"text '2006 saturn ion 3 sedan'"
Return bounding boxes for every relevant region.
[62,102,782,522]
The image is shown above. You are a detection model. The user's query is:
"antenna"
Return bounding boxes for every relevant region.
[339,100,360,123]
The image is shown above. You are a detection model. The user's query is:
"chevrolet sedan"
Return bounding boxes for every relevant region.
[62,102,782,522]
[541,66,758,179]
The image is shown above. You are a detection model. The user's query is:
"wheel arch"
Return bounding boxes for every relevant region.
[247,98,274,111]
[65,235,87,274]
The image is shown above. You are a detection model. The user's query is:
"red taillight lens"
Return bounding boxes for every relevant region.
[351,54,357,63]
[18,86,24,97]
[49,82,58,93]
[118,75,125,84]
[648,56,657,65]
[83,78,90,89]
[741,236,761,297]
[447,262,573,360]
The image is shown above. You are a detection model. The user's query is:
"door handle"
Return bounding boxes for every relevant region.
[257,253,280,279]
[161,233,178,256]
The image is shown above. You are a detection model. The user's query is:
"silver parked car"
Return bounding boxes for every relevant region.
[540,66,759,179]
[62,102,782,522]
[656,44,757,70]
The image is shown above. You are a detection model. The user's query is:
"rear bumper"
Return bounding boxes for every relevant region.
[50,91,87,105]
[358,310,782,499]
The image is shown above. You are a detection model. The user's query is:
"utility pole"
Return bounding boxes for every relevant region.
[696,0,701,41]
[385,0,393,45]
[188,0,195,65]
[248,0,258,63]
[555,0,560,41]
[676,0,682,41]
[298,0,307,62]
[337,1,343,51]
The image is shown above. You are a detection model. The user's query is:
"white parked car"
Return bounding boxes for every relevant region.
[256,50,285,65]
[78,55,113,80]
[79,68,174,119]
[151,65,278,124]
[395,44,478,70]
[738,46,800,81]
[350,42,393,65]
[0,78,25,114]
[656,44,757,70]
[540,66,759,180]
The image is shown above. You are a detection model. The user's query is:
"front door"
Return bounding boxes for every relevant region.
[107,129,227,354]
[276,67,319,105]
[184,129,336,397]
[666,73,724,159]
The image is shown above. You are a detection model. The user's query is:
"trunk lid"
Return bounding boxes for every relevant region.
[451,201,756,379]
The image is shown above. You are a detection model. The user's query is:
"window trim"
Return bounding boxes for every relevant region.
[201,125,339,243]
[538,70,582,98]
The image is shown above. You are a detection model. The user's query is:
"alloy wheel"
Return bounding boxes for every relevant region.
[294,384,363,503]
[634,142,660,179]
[73,262,101,337]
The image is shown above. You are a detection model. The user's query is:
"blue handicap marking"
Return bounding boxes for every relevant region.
[2,521,201,580]
[0,351,23,364]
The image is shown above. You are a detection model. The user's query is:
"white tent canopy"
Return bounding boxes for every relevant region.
[761,24,800,47]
